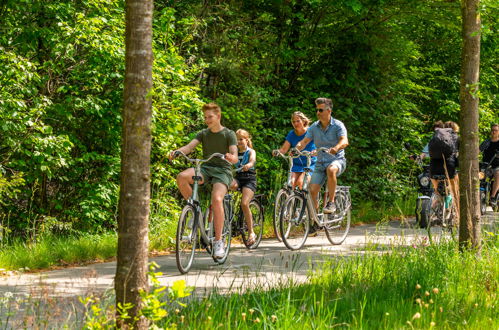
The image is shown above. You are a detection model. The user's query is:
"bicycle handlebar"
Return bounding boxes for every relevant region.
[172,150,231,165]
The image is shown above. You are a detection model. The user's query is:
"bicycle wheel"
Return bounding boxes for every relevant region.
[427,194,443,243]
[280,194,309,250]
[273,189,288,241]
[325,190,351,245]
[241,199,264,249]
[442,195,458,240]
[213,199,233,264]
[419,198,431,229]
[201,207,213,254]
[176,204,198,274]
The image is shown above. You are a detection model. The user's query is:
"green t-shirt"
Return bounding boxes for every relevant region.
[195,127,237,170]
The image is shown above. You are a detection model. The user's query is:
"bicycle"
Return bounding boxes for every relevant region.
[229,173,265,248]
[279,148,351,250]
[479,150,499,214]
[172,151,234,274]
[427,174,457,242]
[272,151,297,241]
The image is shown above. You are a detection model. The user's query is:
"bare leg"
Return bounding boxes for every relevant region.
[241,187,255,235]
[310,183,321,211]
[326,165,339,203]
[211,183,228,241]
[492,171,499,198]
[291,172,306,190]
[176,168,204,200]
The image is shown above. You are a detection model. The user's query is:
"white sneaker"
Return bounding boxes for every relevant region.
[213,240,225,259]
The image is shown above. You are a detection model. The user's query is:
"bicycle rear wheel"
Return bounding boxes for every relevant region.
[325,189,351,245]
[176,204,198,274]
[280,194,309,250]
[427,194,444,243]
[241,199,264,249]
[273,189,288,241]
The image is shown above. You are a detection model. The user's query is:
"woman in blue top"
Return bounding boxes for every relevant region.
[274,111,316,189]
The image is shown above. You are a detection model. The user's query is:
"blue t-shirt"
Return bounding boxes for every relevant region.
[286,130,316,172]
[305,117,347,164]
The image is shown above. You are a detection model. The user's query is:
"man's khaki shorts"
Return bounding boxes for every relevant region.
[200,165,233,189]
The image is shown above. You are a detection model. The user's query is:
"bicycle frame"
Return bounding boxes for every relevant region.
[294,148,350,227]
[174,151,230,250]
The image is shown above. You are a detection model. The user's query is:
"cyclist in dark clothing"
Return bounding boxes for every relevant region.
[480,124,499,203]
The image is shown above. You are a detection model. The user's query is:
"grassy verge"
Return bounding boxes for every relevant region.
[158,234,498,329]
[0,233,117,271]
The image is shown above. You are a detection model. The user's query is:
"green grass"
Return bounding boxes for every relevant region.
[0,233,117,270]
[159,235,498,329]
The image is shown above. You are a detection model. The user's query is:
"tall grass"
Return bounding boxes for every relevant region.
[0,233,117,270]
[159,235,498,329]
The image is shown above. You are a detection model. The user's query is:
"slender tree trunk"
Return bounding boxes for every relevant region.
[115,0,153,327]
[458,0,481,253]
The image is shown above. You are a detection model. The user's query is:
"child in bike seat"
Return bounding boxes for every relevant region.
[230,129,257,245]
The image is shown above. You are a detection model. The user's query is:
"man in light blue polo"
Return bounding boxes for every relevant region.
[295,97,349,214]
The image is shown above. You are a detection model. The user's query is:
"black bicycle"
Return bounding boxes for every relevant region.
[228,181,265,249]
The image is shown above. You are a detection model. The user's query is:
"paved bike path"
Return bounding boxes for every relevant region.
[1,214,497,300]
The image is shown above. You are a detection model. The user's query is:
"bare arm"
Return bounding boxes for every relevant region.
[242,149,257,171]
[169,139,200,160]
[278,141,291,154]
[329,136,349,154]
[225,145,239,164]
[295,136,312,151]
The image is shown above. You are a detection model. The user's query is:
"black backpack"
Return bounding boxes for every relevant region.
[428,128,458,159]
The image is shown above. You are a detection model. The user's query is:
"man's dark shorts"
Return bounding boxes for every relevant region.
[430,157,457,179]
[235,173,257,192]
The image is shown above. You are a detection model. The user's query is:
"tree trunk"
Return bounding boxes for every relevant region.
[458,0,481,253]
[115,0,153,328]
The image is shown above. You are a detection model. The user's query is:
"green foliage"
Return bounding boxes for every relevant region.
[0,0,497,241]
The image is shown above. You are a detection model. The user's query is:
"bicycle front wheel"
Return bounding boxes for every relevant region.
[325,190,351,245]
[241,199,264,249]
[213,202,233,264]
[273,189,288,241]
[280,194,309,250]
[176,204,198,274]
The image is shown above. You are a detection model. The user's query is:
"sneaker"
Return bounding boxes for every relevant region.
[246,232,257,246]
[213,239,225,259]
[323,201,336,214]
[308,223,319,237]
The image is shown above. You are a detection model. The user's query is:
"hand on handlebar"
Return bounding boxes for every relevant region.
[169,150,182,160]
[289,148,299,157]
[224,153,238,164]
[272,149,280,157]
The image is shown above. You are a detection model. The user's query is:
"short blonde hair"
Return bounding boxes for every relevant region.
[202,103,221,114]
[291,111,310,127]
[236,129,253,149]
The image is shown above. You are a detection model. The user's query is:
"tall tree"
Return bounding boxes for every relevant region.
[115,0,153,327]
[458,0,481,252]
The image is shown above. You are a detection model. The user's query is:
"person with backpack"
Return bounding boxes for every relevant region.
[427,120,459,207]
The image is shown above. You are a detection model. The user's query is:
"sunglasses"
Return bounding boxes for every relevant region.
[316,108,328,113]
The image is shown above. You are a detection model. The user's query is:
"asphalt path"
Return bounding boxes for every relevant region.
[0,212,497,326]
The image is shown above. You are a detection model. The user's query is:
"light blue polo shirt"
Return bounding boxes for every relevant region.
[305,117,347,164]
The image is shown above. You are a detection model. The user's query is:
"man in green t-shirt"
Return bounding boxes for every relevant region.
[170,103,238,258]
